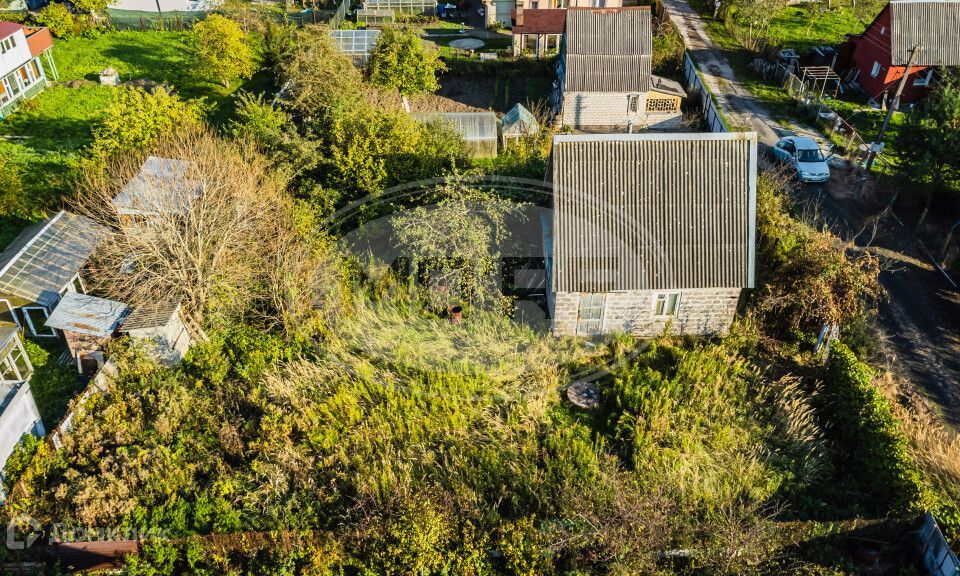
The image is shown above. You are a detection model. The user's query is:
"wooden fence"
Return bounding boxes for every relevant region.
[683,51,728,133]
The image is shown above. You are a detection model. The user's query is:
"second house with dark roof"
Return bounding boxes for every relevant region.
[555,7,686,130]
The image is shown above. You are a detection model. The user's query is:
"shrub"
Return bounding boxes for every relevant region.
[826,343,925,513]
[193,14,256,87]
[90,87,205,159]
[368,27,443,95]
[2,433,40,495]
[36,3,73,38]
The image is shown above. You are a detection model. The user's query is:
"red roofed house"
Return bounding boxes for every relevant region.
[843,1,960,106]
[0,21,56,119]
[488,0,622,28]
[511,8,566,57]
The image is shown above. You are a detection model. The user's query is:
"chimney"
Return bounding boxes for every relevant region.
[516,6,524,26]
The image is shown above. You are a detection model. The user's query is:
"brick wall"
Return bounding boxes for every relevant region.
[552,288,742,337]
[561,91,646,128]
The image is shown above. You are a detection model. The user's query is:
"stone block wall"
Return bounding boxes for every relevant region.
[562,91,646,128]
[552,288,743,337]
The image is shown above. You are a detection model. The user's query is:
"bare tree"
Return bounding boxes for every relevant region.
[74,131,290,325]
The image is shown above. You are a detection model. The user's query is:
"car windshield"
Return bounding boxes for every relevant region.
[796,148,824,162]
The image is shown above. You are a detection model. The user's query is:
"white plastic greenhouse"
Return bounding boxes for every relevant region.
[414,112,499,159]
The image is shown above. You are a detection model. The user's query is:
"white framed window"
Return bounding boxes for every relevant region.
[628,94,641,113]
[653,292,681,316]
[22,306,57,337]
[913,69,933,87]
[871,61,881,78]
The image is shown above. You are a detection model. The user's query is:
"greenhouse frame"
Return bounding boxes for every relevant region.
[356,8,396,24]
[329,29,382,64]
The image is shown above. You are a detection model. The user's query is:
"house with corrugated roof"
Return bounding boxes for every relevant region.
[547,132,757,337]
[0,211,107,337]
[44,292,194,374]
[841,0,960,105]
[555,7,686,130]
[0,324,44,502]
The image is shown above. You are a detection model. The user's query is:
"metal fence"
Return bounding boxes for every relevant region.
[749,59,872,167]
[683,51,728,133]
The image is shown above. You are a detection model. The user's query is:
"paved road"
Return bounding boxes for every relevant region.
[662,0,960,427]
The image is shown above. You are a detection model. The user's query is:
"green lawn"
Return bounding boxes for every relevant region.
[0,29,270,238]
[765,5,874,53]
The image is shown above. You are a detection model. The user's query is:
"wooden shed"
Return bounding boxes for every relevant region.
[44,293,129,375]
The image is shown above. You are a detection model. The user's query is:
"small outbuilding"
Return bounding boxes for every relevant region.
[500,103,540,145]
[0,211,107,337]
[120,299,193,366]
[44,293,129,376]
[414,112,499,159]
[112,156,200,222]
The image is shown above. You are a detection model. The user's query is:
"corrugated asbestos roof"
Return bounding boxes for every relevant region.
[44,292,129,337]
[563,7,652,92]
[0,212,107,308]
[122,298,181,331]
[413,112,498,141]
[551,133,757,293]
[112,156,201,217]
[890,1,960,66]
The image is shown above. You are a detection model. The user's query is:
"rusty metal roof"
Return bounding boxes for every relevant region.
[563,7,652,93]
[45,292,129,337]
[890,1,960,66]
[550,132,757,293]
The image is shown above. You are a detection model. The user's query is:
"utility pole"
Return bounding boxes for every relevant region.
[856,44,922,197]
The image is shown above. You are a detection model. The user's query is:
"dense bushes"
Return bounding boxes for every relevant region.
[755,172,881,338]
[825,344,925,514]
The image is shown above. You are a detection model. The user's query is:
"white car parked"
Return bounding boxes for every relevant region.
[772,136,832,183]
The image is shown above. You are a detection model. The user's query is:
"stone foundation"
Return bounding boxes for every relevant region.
[552,288,743,337]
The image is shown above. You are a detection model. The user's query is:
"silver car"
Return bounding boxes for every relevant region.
[773,136,832,183]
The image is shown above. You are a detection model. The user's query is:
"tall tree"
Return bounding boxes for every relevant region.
[368,28,443,96]
[897,76,960,231]
[193,14,256,88]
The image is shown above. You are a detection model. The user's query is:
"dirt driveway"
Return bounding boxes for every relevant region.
[663,0,960,429]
